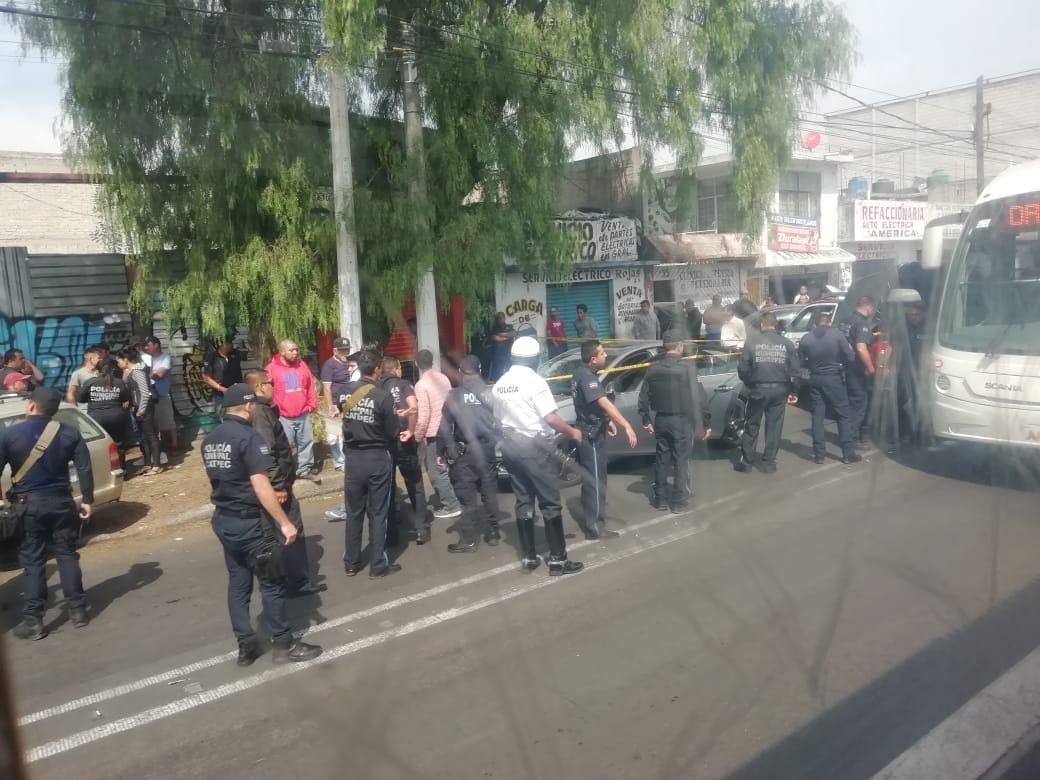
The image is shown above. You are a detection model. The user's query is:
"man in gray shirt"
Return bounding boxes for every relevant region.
[574,304,599,340]
[631,300,660,342]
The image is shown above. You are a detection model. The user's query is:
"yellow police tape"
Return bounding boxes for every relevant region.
[540,350,742,383]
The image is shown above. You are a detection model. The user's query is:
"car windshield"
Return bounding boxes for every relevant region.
[937,192,1040,355]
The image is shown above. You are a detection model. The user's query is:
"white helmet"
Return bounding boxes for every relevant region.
[511,336,541,359]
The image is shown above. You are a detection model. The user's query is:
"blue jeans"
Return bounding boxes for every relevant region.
[323,414,344,470]
[280,414,314,477]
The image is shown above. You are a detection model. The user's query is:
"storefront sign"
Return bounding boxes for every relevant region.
[847,242,894,261]
[555,215,639,263]
[614,283,647,334]
[853,200,928,241]
[768,216,819,253]
[653,262,741,309]
[520,266,645,285]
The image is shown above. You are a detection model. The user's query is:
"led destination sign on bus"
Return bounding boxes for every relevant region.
[1007,202,1040,228]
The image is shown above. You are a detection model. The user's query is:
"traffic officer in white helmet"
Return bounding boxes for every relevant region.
[492,336,584,575]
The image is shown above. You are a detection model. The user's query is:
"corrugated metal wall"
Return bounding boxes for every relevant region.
[0,246,33,320]
[28,254,131,317]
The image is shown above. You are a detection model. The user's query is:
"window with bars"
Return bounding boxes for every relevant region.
[778,171,821,220]
[693,178,740,232]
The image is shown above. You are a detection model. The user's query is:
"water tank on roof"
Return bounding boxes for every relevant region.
[848,176,869,196]
[927,169,950,189]
[872,179,896,194]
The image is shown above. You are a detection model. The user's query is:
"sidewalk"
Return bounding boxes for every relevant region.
[83,445,344,546]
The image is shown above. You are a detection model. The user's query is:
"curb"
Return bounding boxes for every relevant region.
[81,481,344,547]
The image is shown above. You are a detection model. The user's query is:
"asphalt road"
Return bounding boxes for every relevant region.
[4,405,1040,779]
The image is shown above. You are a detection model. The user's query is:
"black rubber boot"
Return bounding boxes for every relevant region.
[545,515,567,561]
[733,455,753,473]
[517,515,539,570]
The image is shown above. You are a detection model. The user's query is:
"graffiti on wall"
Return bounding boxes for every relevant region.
[0,314,132,387]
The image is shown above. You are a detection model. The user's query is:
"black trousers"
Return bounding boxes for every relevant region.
[19,494,85,619]
[211,512,291,648]
[846,367,871,441]
[344,448,393,571]
[740,385,789,464]
[450,444,498,537]
[809,374,855,458]
[576,430,608,526]
[136,401,160,468]
[653,413,692,509]
[261,489,310,589]
[501,434,567,560]
[390,441,428,537]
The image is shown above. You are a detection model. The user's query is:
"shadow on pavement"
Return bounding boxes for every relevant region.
[724,573,1040,780]
[81,501,152,540]
[879,441,1040,494]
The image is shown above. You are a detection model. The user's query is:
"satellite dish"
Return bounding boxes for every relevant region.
[802,131,822,151]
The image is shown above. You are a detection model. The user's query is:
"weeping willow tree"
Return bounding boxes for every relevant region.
[18,0,852,344]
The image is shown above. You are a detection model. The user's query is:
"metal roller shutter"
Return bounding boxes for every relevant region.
[546,280,612,340]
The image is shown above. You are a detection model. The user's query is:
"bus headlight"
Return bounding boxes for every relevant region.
[936,373,951,392]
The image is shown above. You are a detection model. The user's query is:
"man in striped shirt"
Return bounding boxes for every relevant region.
[414,350,462,520]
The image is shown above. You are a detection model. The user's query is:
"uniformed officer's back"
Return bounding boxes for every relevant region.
[799,314,855,375]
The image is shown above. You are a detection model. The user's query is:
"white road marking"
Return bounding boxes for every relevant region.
[26,518,716,763]
[20,452,865,748]
[19,491,750,728]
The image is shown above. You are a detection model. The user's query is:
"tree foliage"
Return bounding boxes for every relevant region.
[19,0,852,342]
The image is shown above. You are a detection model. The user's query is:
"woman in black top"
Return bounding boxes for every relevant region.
[116,347,161,476]
[78,362,131,467]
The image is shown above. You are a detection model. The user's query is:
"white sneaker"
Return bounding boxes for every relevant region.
[160,452,169,465]
[433,507,462,520]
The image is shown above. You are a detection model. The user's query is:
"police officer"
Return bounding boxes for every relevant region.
[843,295,878,445]
[245,369,326,597]
[0,388,93,640]
[492,336,584,575]
[799,313,862,465]
[437,355,500,553]
[637,331,711,514]
[378,356,429,545]
[202,383,322,666]
[572,340,637,539]
[341,350,402,578]
[734,312,800,474]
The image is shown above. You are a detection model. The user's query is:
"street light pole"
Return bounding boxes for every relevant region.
[328,66,363,349]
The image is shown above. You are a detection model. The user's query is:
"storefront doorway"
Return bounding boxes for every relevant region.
[546,281,612,338]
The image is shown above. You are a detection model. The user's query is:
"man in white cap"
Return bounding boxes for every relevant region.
[492,336,584,575]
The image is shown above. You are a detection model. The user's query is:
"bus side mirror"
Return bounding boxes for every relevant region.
[922,212,966,270]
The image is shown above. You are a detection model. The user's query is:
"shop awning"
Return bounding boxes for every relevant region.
[757,245,856,269]
[645,232,753,263]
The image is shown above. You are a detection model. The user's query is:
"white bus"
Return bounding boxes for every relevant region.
[921,160,1040,448]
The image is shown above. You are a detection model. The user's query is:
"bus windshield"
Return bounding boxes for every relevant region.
[937,191,1040,355]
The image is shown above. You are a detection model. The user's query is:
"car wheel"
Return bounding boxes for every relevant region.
[718,398,745,447]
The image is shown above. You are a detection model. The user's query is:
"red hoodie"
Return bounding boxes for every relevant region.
[265,354,317,419]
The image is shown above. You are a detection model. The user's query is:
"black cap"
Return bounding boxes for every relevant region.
[662,329,682,345]
[334,337,351,351]
[222,383,257,408]
[30,386,61,417]
[459,354,481,374]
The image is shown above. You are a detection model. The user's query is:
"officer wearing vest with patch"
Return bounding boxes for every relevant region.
[571,339,637,539]
[734,311,800,473]
[203,383,322,667]
[0,387,94,640]
[437,355,500,553]
[492,336,584,576]
[340,350,402,578]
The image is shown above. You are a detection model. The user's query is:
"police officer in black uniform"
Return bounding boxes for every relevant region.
[245,369,326,597]
[341,351,402,578]
[437,355,500,553]
[0,387,93,640]
[734,312,800,473]
[202,383,321,666]
[843,295,878,445]
[378,356,429,545]
[572,340,637,539]
[799,313,862,465]
[637,331,712,514]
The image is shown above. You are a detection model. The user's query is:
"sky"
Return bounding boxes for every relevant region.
[1,1,1040,154]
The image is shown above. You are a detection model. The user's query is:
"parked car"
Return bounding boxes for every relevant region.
[0,392,124,510]
[746,300,844,344]
[495,341,747,482]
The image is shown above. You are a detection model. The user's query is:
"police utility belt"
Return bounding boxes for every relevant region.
[215,507,287,584]
[576,414,606,439]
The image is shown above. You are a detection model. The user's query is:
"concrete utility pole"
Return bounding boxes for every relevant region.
[974,75,991,196]
[400,18,441,370]
[328,67,363,349]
